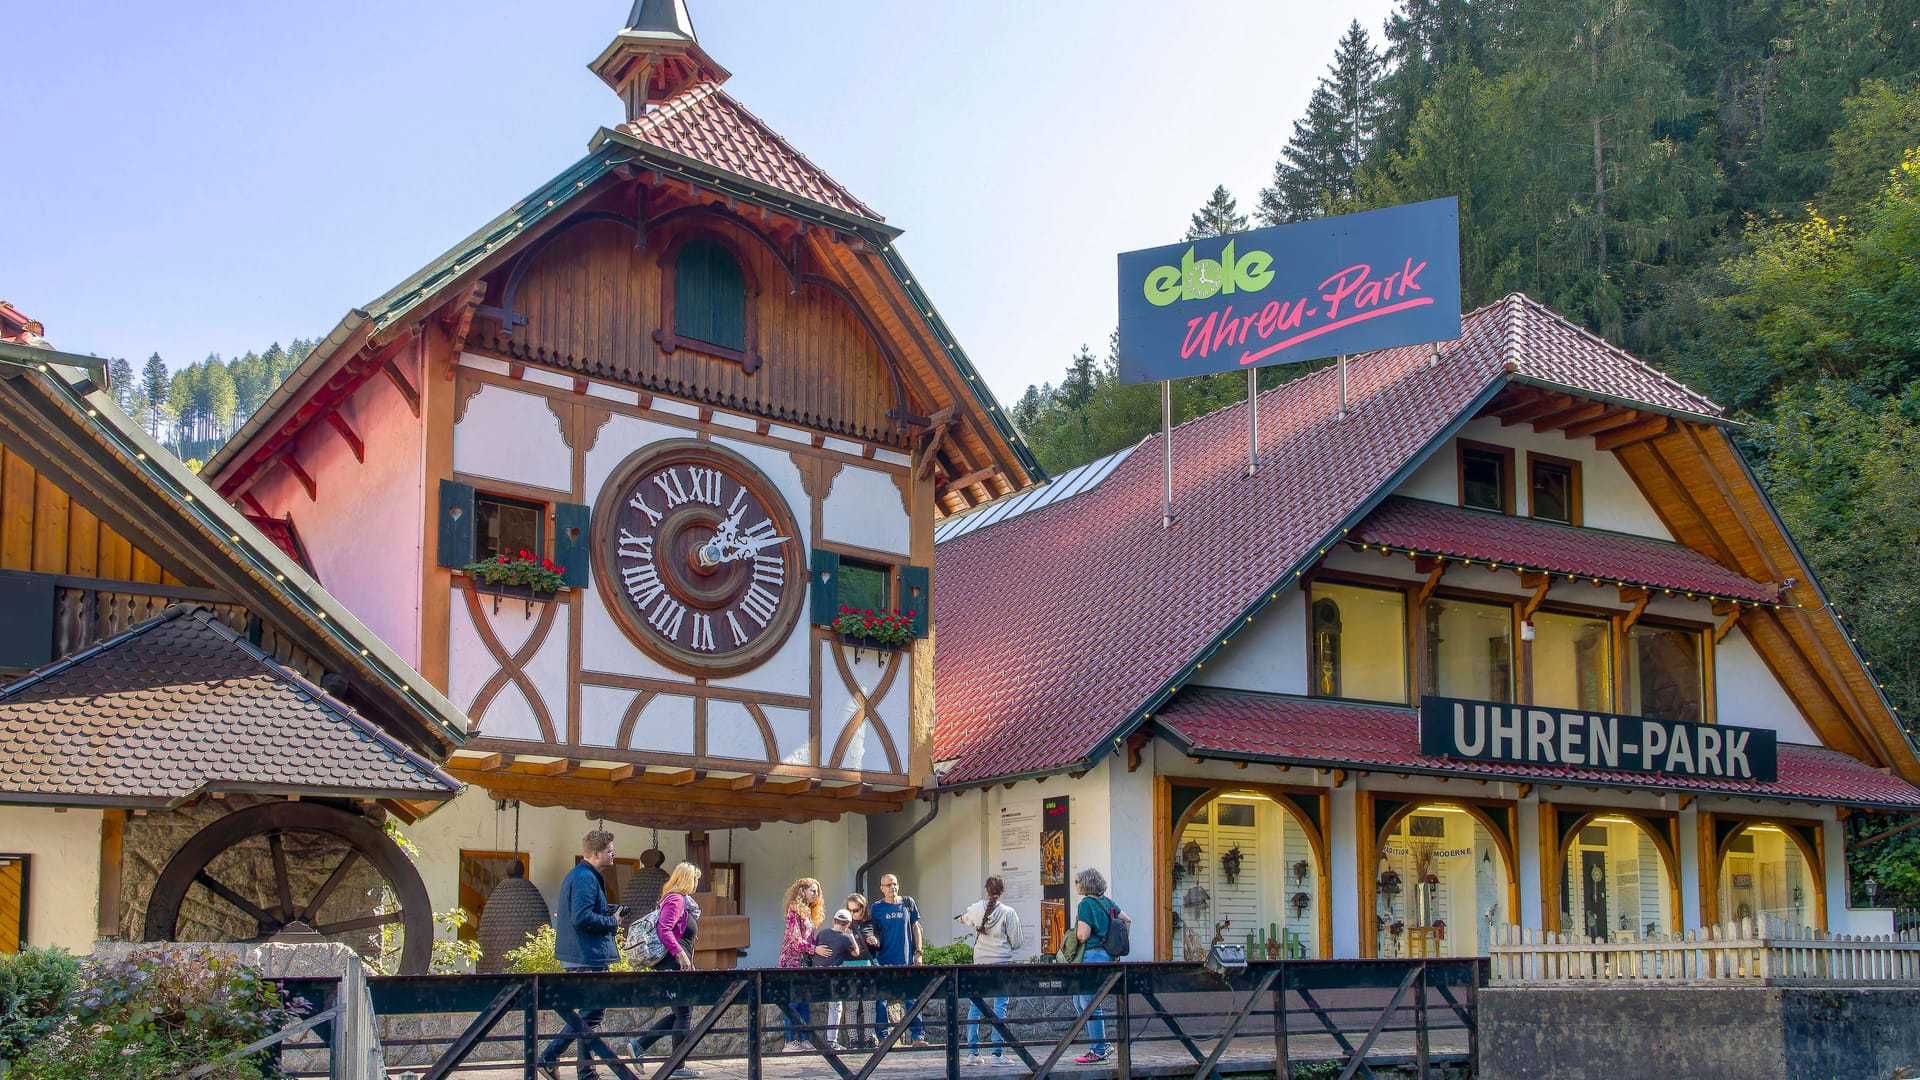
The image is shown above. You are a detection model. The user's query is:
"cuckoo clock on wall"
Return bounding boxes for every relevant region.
[592,440,805,677]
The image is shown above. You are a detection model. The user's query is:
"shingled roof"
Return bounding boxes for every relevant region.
[932,294,1733,786]
[1156,689,1920,811]
[0,606,460,807]
[620,82,881,222]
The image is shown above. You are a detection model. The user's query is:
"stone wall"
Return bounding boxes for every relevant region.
[117,796,386,958]
[1481,985,1920,1080]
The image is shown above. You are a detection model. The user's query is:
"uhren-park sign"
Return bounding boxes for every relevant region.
[1419,696,1779,784]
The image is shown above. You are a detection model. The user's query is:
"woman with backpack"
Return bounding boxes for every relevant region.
[628,862,702,1078]
[957,875,1023,1067]
[1065,867,1130,1065]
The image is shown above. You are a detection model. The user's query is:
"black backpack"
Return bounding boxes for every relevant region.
[1099,898,1131,958]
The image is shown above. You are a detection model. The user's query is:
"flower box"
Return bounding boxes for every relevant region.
[464,550,569,618]
[831,607,915,664]
[836,630,905,664]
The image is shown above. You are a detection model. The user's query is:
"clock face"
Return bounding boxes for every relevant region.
[591,441,804,676]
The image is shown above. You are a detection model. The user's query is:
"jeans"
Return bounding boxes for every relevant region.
[539,961,610,1074]
[784,999,812,1044]
[632,952,690,1058]
[874,995,924,1041]
[967,995,1010,1056]
[1072,948,1113,1057]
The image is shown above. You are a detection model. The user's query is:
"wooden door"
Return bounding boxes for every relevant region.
[1581,849,1608,939]
[0,855,25,952]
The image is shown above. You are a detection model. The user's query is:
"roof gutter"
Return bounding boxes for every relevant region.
[855,792,939,897]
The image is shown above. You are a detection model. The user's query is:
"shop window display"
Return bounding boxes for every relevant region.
[1424,597,1514,702]
[1173,794,1320,960]
[1629,624,1704,724]
[1309,582,1407,704]
[1719,825,1815,928]
[1560,816,1673,940]
[1379,805,1508,958]
[1531,611,1612,711]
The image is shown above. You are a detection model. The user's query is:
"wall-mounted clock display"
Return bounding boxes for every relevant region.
[591,440,804,676]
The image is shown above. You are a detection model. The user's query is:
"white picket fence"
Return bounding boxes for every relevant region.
[1488,915,1920,984]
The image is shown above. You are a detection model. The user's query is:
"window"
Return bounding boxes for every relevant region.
[673,238,748,352]
[1459,443,1513,514]
[1424,597,1514,702]
[0,854,27,952]
[457,850,529,942]
[1531,611,1613,711]
[1719,824,1814,925]
[474,493,544,562]
[1529,454,1580,525]
[837,559,892,615]
[1309,581,1407,704]
[1630,623,1704,723]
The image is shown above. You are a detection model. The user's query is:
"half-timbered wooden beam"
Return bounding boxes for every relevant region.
[1497,394,1575,427]
[1618,587,1650,630]
[1520,571,1552,619]
[1594,414,1672,451]
[281,454,317,502]
[1413,559,1447,608]
[325,412,365,463]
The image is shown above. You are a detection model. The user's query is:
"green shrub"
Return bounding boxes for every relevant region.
[501,925,633,974]
[0,946,80,1061]
[922,941,973,965]
[13,947,297,1079]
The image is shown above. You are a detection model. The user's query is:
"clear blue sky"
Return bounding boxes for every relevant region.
[7,0,1396,405]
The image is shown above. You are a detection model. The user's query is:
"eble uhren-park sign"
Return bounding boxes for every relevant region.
[1116,197,1463,383]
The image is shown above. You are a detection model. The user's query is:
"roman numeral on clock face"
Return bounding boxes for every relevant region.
[690,612,716,652]
[647,595,687,639]
[738,582,779,628]
[653,469,692,508]
[753,554,784,586]
[726,610,749,646]
[617,529,653,561]
[622,561,666,610]
[686,467,724,506]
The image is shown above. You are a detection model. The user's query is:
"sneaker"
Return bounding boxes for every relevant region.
[965,1054,983,1066]
[670,1069,703,1079]
[1075,1050,1108,1064]
[781,1041,805,1053]
[911,1036,931,1048]
[995,1055,1020,1067]
[534,1064,560,1080]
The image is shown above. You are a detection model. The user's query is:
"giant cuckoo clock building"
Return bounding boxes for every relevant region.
[205,2,1035,961]
[891,293,1920,962]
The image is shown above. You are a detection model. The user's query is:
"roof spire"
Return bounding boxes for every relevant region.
[592,0,729,123]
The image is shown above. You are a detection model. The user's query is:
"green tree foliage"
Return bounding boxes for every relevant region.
[1186,185,1247,241]
[1259,20,1386,225]
[107,357,137,415]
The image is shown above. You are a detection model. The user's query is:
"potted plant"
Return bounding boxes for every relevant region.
[831,605,914,663]
[463,549,568,617]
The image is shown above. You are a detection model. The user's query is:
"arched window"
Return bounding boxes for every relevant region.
[673,238,747,352]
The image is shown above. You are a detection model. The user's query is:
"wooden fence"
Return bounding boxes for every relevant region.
[1488,916,1920,985]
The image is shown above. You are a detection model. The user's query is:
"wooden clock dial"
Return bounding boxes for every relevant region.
[591,441,804,677]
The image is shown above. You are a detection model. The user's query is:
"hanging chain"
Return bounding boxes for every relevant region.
[727,828,734,863]
[513,800,521,856]
[651,828,660,850]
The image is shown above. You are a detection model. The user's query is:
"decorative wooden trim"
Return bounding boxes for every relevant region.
[1530,401,1607,433]
[453,371,488,425]
[825,639,904,773]
[461,580,561,743]
[613,690,657,751]
[1564,407,1640,439]
[239,491,270,518]
[382,358,420,417]
[742,701,782,765]
[1594,414,1672,451]
[325,412,365,464]
[1519,572,1552,619]
[577,670,812,712]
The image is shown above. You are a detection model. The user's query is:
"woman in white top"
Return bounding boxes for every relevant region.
[956,875,1024,1066]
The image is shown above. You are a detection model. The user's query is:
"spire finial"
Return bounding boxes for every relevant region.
[592,0,729,122]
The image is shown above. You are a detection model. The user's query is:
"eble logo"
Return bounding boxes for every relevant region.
[1142,240,1276,307]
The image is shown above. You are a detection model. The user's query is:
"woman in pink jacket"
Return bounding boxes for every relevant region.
[629,862,702,1077]
[778,877,825,1052]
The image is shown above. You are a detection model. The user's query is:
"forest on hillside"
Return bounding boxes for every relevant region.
[1007,0,1920,900]
[108,341,317,468]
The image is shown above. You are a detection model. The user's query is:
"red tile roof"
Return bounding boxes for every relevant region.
[1157,688,1920,810]
[1353,497,1778,604]
[0,606,461,806]
[621,82,880,221]
[933,295,1727,786]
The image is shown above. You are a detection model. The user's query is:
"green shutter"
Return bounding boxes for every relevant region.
[675,239,747,352]
[436,480,475,569]
[902,564,931,638]
[810,548,841,626]
[552,501,591,588]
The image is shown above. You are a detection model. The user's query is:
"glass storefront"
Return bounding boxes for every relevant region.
[1719,824,1815,927]
[1629,623,1704,723]
[1532,611,1613,711]
[1377,805,1509,958]
[1424,597,1515,702]
[1560,816,1674,940]
[1309,582,1407,703]
[1174,794,1321,960]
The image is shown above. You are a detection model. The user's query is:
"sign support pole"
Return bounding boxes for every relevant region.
[1245,367,1259,477]
[1162,380,1174,528]
[1338,354,1349,416]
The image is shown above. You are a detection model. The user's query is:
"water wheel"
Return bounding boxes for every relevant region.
[143,801,433,974]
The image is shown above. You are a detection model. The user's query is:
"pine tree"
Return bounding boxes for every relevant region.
[1259,21,1386,225]
[108,357,137,414]
[1185,185,1248,240]
[141,353,169,409]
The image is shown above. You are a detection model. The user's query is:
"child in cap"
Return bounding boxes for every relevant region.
[810,908,863,1050]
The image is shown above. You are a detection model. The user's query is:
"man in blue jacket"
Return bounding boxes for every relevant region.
[538,829,627,1079]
